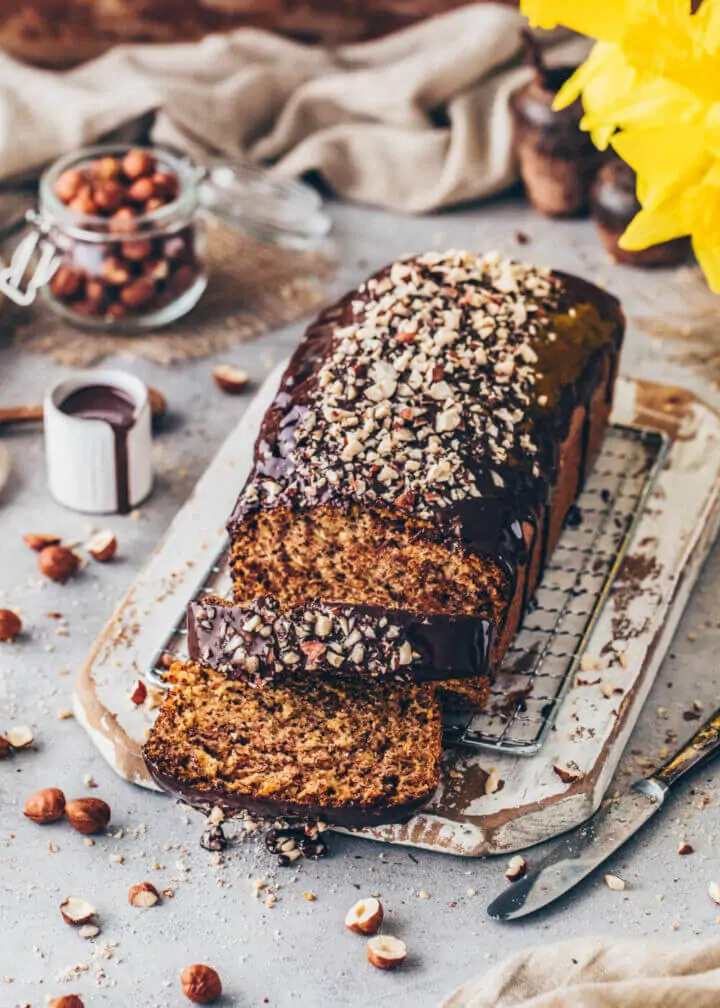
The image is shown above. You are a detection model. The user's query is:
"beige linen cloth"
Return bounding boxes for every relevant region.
[0,5,586,213]
[443,936,720,1008]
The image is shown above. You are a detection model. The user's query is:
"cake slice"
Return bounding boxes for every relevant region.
[187,595,493,689]
[143,661,442,827]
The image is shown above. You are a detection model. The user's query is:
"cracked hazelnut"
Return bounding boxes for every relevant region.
[553,763,582,784]
[366,934,407,970]
[49,996,85,1008]
[505,854,527,881]
[66,797,111,834]
[345,897,383,935]
[6,725,33,748]
[604,874,626,891]
[23,533,61,552]
[85,530,117,562]
[709,881,720,905]
[60,896,97,924]
[123,148,156,179]
[128,882,160,907]
[213,364,249,394]
[24,787,66,824]
[38,545,79,583]
[0,609,22,641]
[180,964,222,1003]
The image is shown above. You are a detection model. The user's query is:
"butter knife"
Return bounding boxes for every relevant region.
[487,705,720,920]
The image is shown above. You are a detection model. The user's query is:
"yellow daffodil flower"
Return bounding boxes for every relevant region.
[521,0,720,291]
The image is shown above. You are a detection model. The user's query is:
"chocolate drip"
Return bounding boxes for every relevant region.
[60,384,136,513]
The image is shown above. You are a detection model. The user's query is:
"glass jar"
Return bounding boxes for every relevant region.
[38,144,207,332]
[0,144,331,329]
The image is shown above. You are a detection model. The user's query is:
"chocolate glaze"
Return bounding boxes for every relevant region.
[228,261,624,658]
[60,384,136,513]
[144,757,434,829]
[187,596,494,684]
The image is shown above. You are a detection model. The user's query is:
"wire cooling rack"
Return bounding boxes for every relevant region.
[444,423,668,754]
[147,423,668,758]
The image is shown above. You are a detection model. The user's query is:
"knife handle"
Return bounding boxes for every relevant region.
[651,707,720,789]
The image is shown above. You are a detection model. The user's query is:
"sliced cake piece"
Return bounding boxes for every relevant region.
[187,595,493,690]
[143,661,442,828]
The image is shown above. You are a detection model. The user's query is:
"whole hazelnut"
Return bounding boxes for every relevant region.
[109,207,137,234]
[121,239,153,262]
[123,148,156,179]
[50,265,84,300]
[24,787,66,824]
[127,177,155,203]
[66,796,111,834]
[54,169,83,204]
[68,185,97,216]
[93,156,121,180]
[38,546,79,584]
[0,737,11,758]
[152,172,179,200]
[120,277,156,309]
[0,609,22,641]
[180,964,222,1004]
[93,180,124,213]
[49,996,85,1008]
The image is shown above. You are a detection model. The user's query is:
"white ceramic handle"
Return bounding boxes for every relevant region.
[44,369,153,514]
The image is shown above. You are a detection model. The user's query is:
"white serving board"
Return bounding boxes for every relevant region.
[74,372,720,856]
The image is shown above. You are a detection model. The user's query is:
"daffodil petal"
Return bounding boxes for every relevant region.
[618,206,689,250]
[692,240,720,294]
[520,0,631,41]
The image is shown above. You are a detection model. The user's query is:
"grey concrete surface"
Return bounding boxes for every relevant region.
[1,197,719,1008]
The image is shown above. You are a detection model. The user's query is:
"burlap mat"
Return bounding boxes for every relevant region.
[6,219,334,367]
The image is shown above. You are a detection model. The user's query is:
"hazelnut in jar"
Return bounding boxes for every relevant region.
[39,145,207,331]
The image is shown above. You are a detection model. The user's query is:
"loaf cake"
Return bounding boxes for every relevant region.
[228,250,624,708]
[143,661,442,827]
[187,596,493,684]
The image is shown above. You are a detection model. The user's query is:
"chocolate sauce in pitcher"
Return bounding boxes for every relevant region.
[60,384,136,513]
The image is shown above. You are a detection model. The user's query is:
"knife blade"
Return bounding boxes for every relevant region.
[487,706,720,921]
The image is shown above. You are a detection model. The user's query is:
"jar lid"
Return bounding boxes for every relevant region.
[199,162,331,250]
